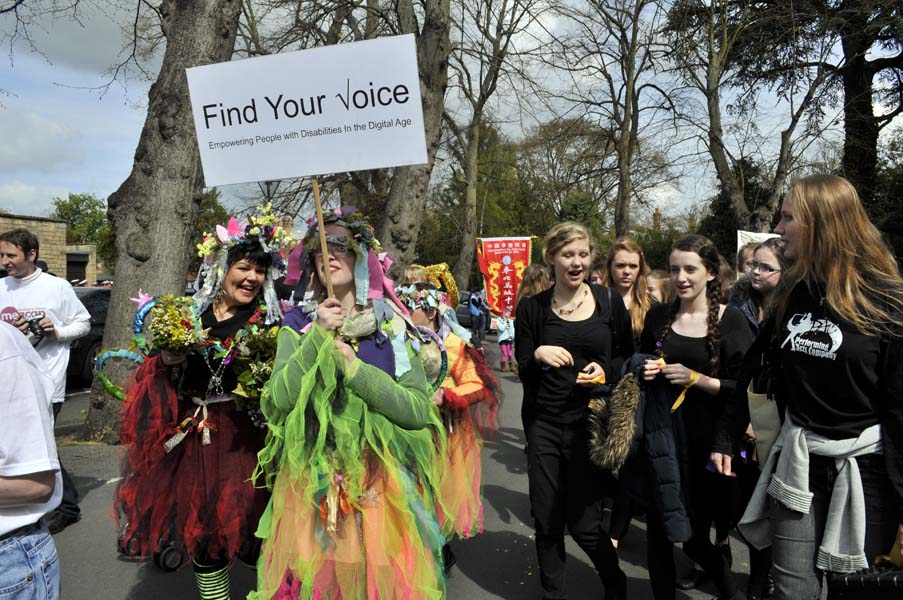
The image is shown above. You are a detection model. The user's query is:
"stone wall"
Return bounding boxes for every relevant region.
[66,243,97,285]
[0,214,68,280]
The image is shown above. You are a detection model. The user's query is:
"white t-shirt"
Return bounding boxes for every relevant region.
[0,322,62,536]
[0,269,91,403]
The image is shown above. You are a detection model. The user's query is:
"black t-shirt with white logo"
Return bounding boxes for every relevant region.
[779,281,903,441]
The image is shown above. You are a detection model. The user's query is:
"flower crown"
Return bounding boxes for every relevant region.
[397,285,445,312]
[301,206,382,259]
[420,263,459,309]
[197,203,293,261]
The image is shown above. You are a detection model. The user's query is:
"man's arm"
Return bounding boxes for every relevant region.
[52,283,91,341]
[0,471,55,507]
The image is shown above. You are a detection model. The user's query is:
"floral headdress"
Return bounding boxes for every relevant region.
[284,205,408,315]
[193,203,292,324]
[420,262,459,309]
[397,285,444,313]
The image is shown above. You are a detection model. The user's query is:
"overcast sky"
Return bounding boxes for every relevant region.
[0,3,158,216]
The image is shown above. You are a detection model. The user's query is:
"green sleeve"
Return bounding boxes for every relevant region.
[267,323,332,415]
[345,342,434,430]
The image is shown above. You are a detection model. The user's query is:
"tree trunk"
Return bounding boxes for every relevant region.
[378,0,451,275]
[839,18,878,206]
[705,46,748,227]
[84,0,243,443]
[453,127,481,292]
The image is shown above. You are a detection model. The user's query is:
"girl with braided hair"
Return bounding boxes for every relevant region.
[639,234,754,600]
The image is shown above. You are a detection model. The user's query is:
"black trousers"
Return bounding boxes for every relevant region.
[51,402,81,518]
[646,466,740,600]
[527,418,626,600]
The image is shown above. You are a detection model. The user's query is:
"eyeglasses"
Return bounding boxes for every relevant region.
[746,260,780,275]
[313,242,351,257]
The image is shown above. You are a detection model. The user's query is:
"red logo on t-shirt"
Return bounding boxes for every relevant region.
[0,306,20,324]
[0,306,44,323]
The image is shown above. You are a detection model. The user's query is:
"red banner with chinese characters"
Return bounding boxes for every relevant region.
[476,237,532,316]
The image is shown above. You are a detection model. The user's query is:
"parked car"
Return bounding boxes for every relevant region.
[68,287,111,386]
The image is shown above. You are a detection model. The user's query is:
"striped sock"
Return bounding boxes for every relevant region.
[193,561,231,600]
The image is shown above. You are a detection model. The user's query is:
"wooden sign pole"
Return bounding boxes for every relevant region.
[312,176,334,298]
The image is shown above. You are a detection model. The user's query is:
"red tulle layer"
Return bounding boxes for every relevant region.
[113,355,268,562]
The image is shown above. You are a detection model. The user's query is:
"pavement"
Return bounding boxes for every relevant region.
[55,342,750,599]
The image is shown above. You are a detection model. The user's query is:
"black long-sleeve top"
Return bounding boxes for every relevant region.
[515,284,634,427]
[714,281,903,520]
[641,302,754,462]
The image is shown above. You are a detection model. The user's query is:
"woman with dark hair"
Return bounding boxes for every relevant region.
[516,221,632,600]
[729,238,788,337]
[635,234,754,600]
[250,207,447,600]
[115,207,290,600]
[712,174,903,600]
[719,238,789,599]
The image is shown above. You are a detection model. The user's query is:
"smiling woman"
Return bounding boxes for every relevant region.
[114,206,289,600]
[515,221,634,600]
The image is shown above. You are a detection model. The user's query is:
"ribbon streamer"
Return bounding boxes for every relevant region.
[95,349,145,400]
[670,369,701,412]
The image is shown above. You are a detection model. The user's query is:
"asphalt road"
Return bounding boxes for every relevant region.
[55,343,746,599]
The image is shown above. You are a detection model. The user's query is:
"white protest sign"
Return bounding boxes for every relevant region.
[186,35,427,187]
[737,230,780,253]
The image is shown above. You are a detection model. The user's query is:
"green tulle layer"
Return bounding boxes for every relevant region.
[251,323,450,597]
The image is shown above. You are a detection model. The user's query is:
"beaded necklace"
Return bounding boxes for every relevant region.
[552,284,589,316]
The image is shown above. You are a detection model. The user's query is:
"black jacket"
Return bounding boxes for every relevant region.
[619,353,692,543]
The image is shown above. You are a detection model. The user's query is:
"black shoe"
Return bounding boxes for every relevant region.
[45,510,80,534]
[676,566,708,590]
[719,542,733,567]
[442,544,456,575]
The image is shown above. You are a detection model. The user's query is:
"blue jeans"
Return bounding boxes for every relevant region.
[769,453,897,600]
[0,523,60,600]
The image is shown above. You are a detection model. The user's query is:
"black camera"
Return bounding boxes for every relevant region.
[26,317,45,346]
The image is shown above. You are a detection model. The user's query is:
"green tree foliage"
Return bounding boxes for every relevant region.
[697,160,773,261]
[419,120,616,288]
[48,193,117,270]
[872,130,903,262]
[717,0,903,204]
[188,188,230,273]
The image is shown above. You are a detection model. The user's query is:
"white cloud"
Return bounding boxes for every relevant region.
[0,108,83,174]
[0,181,68,217]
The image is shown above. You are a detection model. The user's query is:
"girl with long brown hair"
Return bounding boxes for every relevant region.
[637,234,754,600]
[713,174,903,600]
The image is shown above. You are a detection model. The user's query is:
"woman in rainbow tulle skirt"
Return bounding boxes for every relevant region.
[397,264,500,570]
[250,207,448,600]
